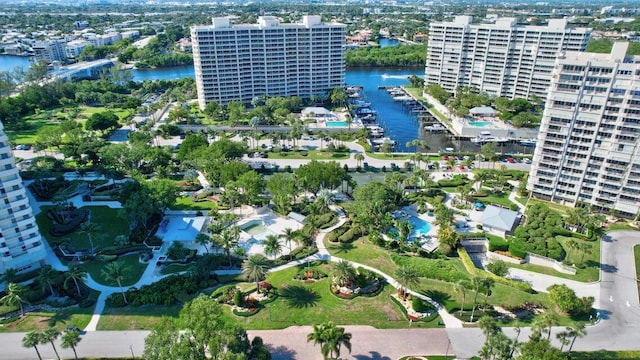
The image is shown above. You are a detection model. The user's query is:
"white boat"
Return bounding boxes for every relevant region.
[471,131,508,144]
[519,139,538,147]
[424,123,445,132]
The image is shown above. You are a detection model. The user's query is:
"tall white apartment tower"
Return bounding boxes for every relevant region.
[0,122,47,274]
[191,15,346,108]
[426,16,591,100]
[528,42,640,217]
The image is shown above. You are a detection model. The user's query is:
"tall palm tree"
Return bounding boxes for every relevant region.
[22,331,43,360]
[354,152,365,167]
[61,329,82,360]
[102,261,129,304]
[307,322,330,359]
[194,233,211,253]
[262,234,283,260]
[556,330,571,352]
[315,189,335,214]
[41,327,61,360]
[469,276,483,322]
[478,316,499,342]
[64,266,87,298]
[395,266,419,301]
[1,282,27,316]
[324,322,352,359]
[281,227,298,256]
[331,260,357,287]
[567,322,587,352]
[79,221,101,256]
[242,254,269,291]
[535,312,557,340]
[214,226,240,268]
[454,280,469,316]
[1,267,16,283]
[481,277,495,311]
[37,265,57,297]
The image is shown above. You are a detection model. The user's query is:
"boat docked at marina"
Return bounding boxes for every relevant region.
[471,131,509,144]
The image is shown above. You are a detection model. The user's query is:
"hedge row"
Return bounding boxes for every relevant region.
[457,248,534,293]
[100,245,148,256]
[329,280,386,300]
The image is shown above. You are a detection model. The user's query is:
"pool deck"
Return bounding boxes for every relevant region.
[237,210,305,258]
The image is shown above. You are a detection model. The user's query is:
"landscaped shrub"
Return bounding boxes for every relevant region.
[412,296,436,313]
[437,175,467,187]
[488,238,509,252]
[457,248,533,293]
[389,295,439,323]
[317,212,337,229]
[97,254,118,262]
[233,290,243,307]
[100,245,147,256]
[124,274,205,306]
[49,208,90,237]
[510,204,567,260]
[294,268,327,281]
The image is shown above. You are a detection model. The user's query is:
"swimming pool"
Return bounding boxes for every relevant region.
[240,220,270,236]
[390,215,432,240]
[326,121,348,127]
[468,121,493,127]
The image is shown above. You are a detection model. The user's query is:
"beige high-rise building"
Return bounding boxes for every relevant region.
[528,42,640,217]
[191,15,345,108]
[425,16,590,100]
[0,122,47,274]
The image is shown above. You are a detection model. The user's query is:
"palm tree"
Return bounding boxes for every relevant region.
[262,234,283,260]
[566,322,587,352]
[331,260,357,287]
[37,265,57,297]
[79,221,101,256]
[102,261,129,304]
[556,330,571,352]
[316,189,335,214]
[214,226,240,268]
[535,312,557,340]
[307,322,330,359]
[281,227,298,256]
[22,331,43,360]
[478,316,499,342]
[354,152,365,167]
[1,282,27,316]
[454,280,469,316]
[41,327,61,360]
[64,266,87,298]
[324,322,352,359]
[469,276,483,322]
[1,267,16,283]
[61,329,82,360]
[242,254,269,291]
[194,233,211,253]
[481,277,495,311]
[395,266,419,301]
[307,321,352,360]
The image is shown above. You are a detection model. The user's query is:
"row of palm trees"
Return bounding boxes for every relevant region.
[22,327,82,360]
[454,276,495,322]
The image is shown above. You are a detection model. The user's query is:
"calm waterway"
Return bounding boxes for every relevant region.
[0,54,532,153]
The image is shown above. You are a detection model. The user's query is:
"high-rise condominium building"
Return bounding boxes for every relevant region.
[425,16,591,100]
[0,122,47,274]
[528,42,640,217]
[191,15,345,108]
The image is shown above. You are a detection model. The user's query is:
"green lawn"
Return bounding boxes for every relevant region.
[36,205,130,253]
[225,263,435,329]
[526,198,573,215]
[81,253,147,287]
[97,304,182,330]
[160,263,194,275]
[635,245,640,302]
[507,235,600,283]
[569,350,640,359]
[172,196,217,211]
[365,152,412,160]
[267,150,349,160]
[0,307,94,333]
[474,192,515,208]
[5,116,59,145]
[325,238,397,276]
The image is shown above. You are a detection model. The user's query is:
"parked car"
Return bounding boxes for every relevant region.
[524,158,532,164]
[506,158,516,163]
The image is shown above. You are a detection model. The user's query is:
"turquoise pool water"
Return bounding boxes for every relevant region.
[390,215,432,240]
[468,121,492,127]
[326,121,348,127]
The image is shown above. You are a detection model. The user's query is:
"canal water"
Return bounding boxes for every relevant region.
[0,54,533,154]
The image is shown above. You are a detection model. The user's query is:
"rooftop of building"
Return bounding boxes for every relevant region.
[561,42,639,64]
[432,15,590,31]
[192,15,345,31]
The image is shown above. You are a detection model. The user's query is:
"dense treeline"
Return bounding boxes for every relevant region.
[345,44,427,67]
[118,25,193,68]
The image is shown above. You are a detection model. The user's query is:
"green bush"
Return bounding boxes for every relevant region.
[96,254,118,262]
[488,238,509,252]
[338,229,357,243]
[389,295,439,323]
[458,248,533,293]
[233,290,243,307]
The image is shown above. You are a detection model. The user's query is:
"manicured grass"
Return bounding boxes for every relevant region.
[526,198,572,215]
[5,116,59,144]
[476,193,516,208]
[608,223,639,232]
[399,356,455,360]
[325,238,397,276]
[267,150,349,160]
[0,307,94,333]
[36,205,129,253]
[635,245,640,302]
[365,152,412,160]
[78,106,132,122]
[226,263,430,329]
[516,196,529,206]
[171,196,217,211]
[81,253,147,287]
[160,263,194,275]
[508,236,600,283]
[569,350,640,359]
[97,304,181,331]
